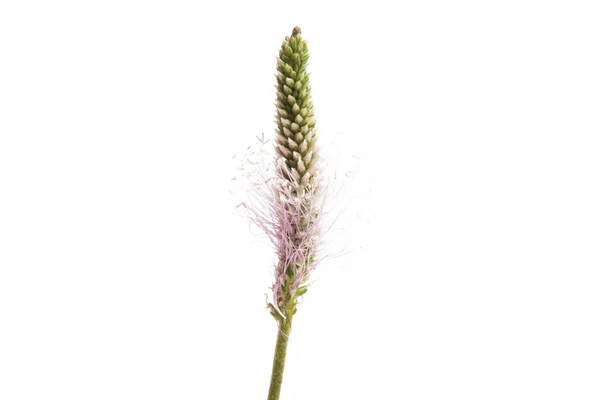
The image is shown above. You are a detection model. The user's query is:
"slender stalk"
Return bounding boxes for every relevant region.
[267,318,293,400]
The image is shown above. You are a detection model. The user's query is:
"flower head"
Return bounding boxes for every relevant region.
[269,27,322,322]
[232,27,324,326]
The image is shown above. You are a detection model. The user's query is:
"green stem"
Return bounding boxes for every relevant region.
[267,318,293,400]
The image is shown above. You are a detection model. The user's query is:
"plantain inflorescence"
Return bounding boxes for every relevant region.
[270,27,322,324]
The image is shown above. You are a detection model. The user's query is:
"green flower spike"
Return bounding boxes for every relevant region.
[267,26,322,400]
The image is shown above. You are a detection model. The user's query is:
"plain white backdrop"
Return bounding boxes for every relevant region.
[1,1,599,399]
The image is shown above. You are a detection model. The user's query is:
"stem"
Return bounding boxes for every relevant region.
[267,318,293,400]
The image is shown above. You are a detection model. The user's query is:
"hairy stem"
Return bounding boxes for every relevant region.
[267,318,293,400]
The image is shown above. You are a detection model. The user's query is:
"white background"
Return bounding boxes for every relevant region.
[1,1,599,399]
